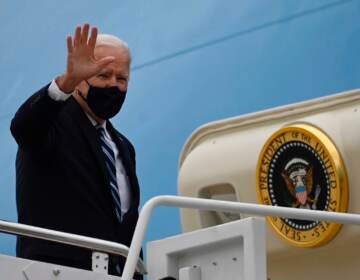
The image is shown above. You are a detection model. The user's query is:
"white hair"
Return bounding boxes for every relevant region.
[96,34,131,61]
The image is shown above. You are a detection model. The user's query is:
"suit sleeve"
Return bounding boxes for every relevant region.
[10,83,64,148]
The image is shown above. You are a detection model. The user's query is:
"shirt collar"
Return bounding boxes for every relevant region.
[85,112,107,130]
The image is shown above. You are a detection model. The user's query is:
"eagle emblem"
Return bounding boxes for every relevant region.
[281,158,321,209]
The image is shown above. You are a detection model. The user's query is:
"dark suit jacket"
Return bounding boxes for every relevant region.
[10,83,140,272]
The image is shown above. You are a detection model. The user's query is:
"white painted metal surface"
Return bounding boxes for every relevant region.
[177,89,360,279]
[121,195,360,280]
[92,252,109,274]
[179,88,360,166]
[0,219,146,274]
[179,267,202,280]
[178,89,360,234]
[0,254,120,280]
[147,217,266,280]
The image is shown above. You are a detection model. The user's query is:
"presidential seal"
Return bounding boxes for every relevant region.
[256,124,348,247]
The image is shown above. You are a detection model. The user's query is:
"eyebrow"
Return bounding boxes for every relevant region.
[98,69,129,79]
[98,70,111,75]
[117,73,129,79]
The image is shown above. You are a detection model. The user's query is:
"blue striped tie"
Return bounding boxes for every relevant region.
[97,127,122,222]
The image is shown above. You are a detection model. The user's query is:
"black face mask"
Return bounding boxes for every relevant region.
[83,82,127,120]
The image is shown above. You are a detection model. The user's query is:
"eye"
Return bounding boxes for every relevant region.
[117,76,127,82]
[98,73,109,79]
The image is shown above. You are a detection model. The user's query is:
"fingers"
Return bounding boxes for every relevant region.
[81,23,89,44]
[73,25,81,47]
[72,24,97,49]
[66,35,73,53]
[88,26,98,49]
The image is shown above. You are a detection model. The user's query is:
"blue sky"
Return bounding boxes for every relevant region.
[0,0,359,256]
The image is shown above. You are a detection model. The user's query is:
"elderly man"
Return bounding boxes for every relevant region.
[10,24,141,278]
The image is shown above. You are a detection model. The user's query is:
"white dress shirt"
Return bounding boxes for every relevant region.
[48,79,131,217]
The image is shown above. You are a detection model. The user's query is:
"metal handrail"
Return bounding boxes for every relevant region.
[121,195,360,280]
[0,219,146,274]
[3,196,360,279]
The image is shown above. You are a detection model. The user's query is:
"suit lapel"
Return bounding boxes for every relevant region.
[73,109,109,182]
[64,98,116,214]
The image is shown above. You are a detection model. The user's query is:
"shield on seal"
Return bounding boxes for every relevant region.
[295,186,307,205]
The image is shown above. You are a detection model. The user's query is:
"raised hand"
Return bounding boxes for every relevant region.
[57,23,115,93]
